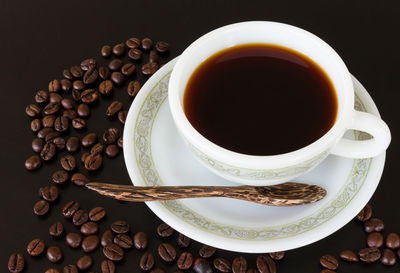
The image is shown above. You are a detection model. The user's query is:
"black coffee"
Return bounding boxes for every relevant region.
[183,43,337,155]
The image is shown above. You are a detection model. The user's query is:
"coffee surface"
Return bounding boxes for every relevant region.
[184,43,337,155]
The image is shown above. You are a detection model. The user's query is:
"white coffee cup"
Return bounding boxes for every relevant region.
[168,21,391,186]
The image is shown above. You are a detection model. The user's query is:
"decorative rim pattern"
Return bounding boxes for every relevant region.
[133,70,372,241]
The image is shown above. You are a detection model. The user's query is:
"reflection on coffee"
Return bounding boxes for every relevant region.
[183,43,337,155]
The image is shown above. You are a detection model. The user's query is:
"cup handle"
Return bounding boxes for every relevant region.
[330,110,391,158]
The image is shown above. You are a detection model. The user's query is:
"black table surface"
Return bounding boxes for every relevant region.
[1,0,399,272]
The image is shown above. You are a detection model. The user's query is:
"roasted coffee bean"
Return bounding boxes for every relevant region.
[140,252,155,271]
[193,258,213,273]
[72,209,89,226]
[113,43,125,56]
[25,155,42,170]
[256,255,276,273]
[83,68,98,84]
[380,248,396,266]
[76,103,90,117]
[71,172,89,186]
[82,235,99,253]
[141,38,153,51]
[33,199,50,215]
[368,232,384,248]
[359,247,381,263]
[364,218,384,233]
[121,63,135,76]
[149,50,158,63]
[214,257,231,273]
[357,204,372,222]
[49,79,61,92]
[108,59,123,71]
[70,65,83,78]
[63,264,78,273]
[81,59,97,71]
[102,128,119,144]
[158,243,176,262]
[51,171,68,185]
[134,231,148,250]
[128,48,142,60]
[35,90,49,104]
[63,108,78,119]
[106,101,123,117]
[45,131,60,143]
[101,45,112,58]
[38,127,54,139]
[77,255,93,271]
[199,244,216,258]
[99,66,111,79]
[101,230,114,247]
[269,252,284,261]
[49,93,63,103]
[32,138,44,152]
[84,153,102,171]
[114,234,133,249]
[54,116,69,132]
[103,243,124,261]
[81,89,99,104]
[63,69,74,80]
[157,223,174,238]
[53,137,66,150]
[99,80,113,95]
[73,80,85,91]
[142,62,159,75]
[90,143,104,155]
[62,200,80,218]
[111,220,130,234]
[81,152,89,163]
[72,118,86,129]
[117,110,127,124]
[126,37,140,48]
[42,115,56,128]
[31,119,42,132]
[61,98,74,109]
[232,257,247,273]
[178,252,193,270]
[41,185,59,201]
[8,253,24,273]
[339,250,358,262]
[101,259,116,273]
[117,137,123,148]
[66,136,80,153]
[80,222,99,235]
[155,41,169,53]
[110,72,125,85]
[26,104,41,117]
[49,221,64,237]
[27,238,45,256]
[44,102,60,115]
[88,207,106,222]
[40,142,56,161]
[60,155,76,171]
[61,79,72,92]
[319,254,338,270]
[66,232,82,248]
[127,80,141,97]
[385,233,400,249]
[81,133,97,148]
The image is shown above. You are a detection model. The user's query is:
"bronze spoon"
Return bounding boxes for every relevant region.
[86,182,326,206]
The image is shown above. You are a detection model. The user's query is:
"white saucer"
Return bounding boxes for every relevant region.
[123,57,385,253]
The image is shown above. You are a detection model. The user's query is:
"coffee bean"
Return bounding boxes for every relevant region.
[54,116,69,132]
[51,171,69,185]
[357,204,372,222]
[49,221,64,237]
[106,144,120,157]
[45,131,60,143]
[26,104,41,117]
[76,103,90,118]
[380,248,396,266]
[50,93,63,103]
[113,234,133,249]
[66,136,80,153]
[44,102,60,115]
[111,220,130,234]
[117,110,127,124]
[102,128,119,144]
[76,255,93,271]
[72,118,87,129]
[113,43,125,56]
[149,50,158,63]
[99,66,111,79]
[42,115,56,128]
[80,222,99,235]
[31,119,42,133]
[359,247,381,263]
[66,232,82,248]
[71,172,89,186]
[127,80,141,97]
[108,59,123,71]
[121,63,135,76]
[81,89,99,104]
[126,37,140,48]
[33,200,50,215]
[178,252,194,270]
[25,155,42,170]
[140,252,155,271]
[32,138,44,152]
[177,233,191,248]
[62,200,80,218]
[88,207,106,222]
[364,218,384,233]
[53,137,66,150]
[45,269,60,273]
[61,98,74,110]
[155,41,169,53]
[72,209,89,226]
[199,244,216,258]
[214,257,231,273]
[117,137,123,148]
[319,254,338,270]
[193,258,213,273]
[90,143,104,155]
[158,243,176,262]
[27,238,45,256]
[70,66,83,78]
[134,231,148,250]
[63,69,74,80]
[60,155,76,171]
[101,45,112,58]
[63,264,78,273]
[80,133,97,148]
[83,69,99,86]
[101,259,116,273]
[61,79,72,92]
[49,79,61,92]
[82,235,99,253]
[47,246,63,263]
[385,233,400,249]
[63,109,78,119]
[103,243,124,261]
[81,59,97,71]
[339,250,358,262]
[106,101,123,117]
[37,127,54,139]
[367,232,384,248]
[141,38,153,51]
[256,255,276,273]
[142,62,159,75]
[35,90,49,104]
[81,152,89,163]
[101,230,114,247]
[8,253,24,273]
[41,185,59,201]
[269,252,284,261]
[232,257,247,273]
[128,48,142,60]
[99,80,113,95]
[84,153,102,171]
[40,142,56,161]
[110,72,125,85]
[73,80,85,91]
[157,223,174,238]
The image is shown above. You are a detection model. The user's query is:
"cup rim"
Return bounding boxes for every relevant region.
[169,21,354,168]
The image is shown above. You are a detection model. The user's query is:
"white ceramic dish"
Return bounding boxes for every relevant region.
[123,57,385,253]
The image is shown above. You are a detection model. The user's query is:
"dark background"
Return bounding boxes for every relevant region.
[1,0,399,272]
